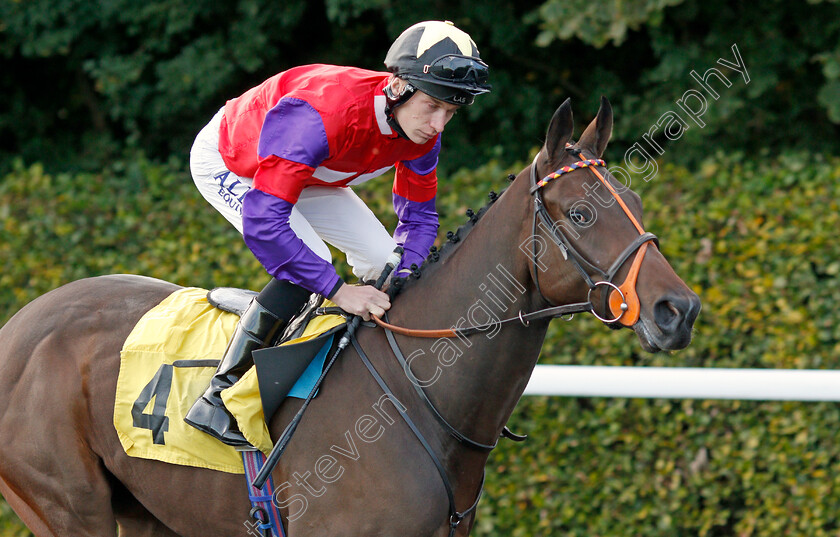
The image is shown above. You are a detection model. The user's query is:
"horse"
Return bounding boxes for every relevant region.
[0,97,700,536]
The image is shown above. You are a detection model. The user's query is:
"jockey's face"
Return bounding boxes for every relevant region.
[390,78,460,145]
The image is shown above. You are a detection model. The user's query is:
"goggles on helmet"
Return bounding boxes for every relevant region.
[423,54,490,88]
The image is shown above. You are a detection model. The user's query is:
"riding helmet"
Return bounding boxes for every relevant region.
[384,20,491,106]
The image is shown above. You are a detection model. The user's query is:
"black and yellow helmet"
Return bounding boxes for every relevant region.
[384,20,491,106]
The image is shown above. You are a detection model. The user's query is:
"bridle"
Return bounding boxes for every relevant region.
[372,142,660,337]
[529,143,659,327]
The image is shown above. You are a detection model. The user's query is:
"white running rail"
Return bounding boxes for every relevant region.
[524,365,840,401]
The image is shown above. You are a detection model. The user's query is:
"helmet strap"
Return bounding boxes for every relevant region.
[383,81,415,140]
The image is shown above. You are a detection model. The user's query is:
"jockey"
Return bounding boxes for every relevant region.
[185,20,491,446]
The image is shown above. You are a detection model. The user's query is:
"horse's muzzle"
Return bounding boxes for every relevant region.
[649,290,701,350]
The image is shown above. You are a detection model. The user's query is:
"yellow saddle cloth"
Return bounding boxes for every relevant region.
[113,287,343,474]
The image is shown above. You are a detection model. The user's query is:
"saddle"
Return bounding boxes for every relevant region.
[208,287,348,422]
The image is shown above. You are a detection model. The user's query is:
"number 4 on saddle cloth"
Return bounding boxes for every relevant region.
[113,287,346,473]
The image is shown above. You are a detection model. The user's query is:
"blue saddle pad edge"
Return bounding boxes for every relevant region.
[286,334,333,399]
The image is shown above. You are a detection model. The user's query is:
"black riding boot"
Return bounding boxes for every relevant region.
[185,279,311,446]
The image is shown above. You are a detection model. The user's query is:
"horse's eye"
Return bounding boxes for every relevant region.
[568,207,592,225]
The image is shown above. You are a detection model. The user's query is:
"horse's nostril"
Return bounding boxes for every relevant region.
[653,297,682,332]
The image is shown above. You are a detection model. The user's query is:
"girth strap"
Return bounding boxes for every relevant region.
[240,449,286,537]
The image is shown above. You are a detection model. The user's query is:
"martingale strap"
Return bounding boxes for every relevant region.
[350,334,485,537]
[382,318,498,451]
[240,449,286,537]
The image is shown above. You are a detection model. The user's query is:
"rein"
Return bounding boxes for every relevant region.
[371,301,591,337]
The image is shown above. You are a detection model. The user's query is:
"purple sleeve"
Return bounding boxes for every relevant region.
[258,97,329,166]
[403,136,440,176]
[242,188,342,297]
[392,194,439,273]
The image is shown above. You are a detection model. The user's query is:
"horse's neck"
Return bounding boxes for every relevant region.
[387,177,550,446]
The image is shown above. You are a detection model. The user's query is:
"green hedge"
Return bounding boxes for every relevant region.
[2,151,839,535]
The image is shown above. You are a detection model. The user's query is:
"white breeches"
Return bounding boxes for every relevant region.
[190,108,397,282]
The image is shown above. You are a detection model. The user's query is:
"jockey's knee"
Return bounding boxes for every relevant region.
[349,240,398,282]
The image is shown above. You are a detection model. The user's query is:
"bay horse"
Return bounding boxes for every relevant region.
[0,97,699,536]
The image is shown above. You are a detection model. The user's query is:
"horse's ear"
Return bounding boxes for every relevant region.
[578,96,613,158]
[544,98,574,164]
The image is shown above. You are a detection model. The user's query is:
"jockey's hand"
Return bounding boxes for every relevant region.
[331,283,391,321]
